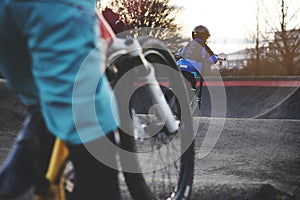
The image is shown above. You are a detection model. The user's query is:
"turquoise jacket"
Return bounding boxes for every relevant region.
[0,0,119,144]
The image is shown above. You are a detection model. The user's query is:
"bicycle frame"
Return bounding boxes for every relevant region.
[177,57,204,113]
[34,139,69,200]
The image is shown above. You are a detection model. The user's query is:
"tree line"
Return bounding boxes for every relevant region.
[99,0,299,76]
[243,0,300,76]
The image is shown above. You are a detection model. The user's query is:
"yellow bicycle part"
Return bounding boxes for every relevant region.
[34,139,69,200]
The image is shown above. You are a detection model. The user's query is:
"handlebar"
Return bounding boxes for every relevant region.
[175,54,226,61]
[217,57,226,61]
[216,54,226,61]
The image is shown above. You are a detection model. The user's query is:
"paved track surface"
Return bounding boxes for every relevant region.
[0,78,299,199]
[192,78,300,199]
[192,117,299,200]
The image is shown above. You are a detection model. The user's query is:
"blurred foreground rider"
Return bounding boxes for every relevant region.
[0,1,120,199]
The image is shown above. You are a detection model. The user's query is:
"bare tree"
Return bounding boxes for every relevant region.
[246,0,263,76]
[244,0,272,76]
[261,0,300,75]
[106,0,180,29]
[100,0,188,52]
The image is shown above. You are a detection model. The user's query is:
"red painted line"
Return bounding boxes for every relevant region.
[134,81,300,87]
[197,81,300,87]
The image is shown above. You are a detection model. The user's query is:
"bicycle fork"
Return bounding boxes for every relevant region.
[109,38,179,134]
[197,76,204,111]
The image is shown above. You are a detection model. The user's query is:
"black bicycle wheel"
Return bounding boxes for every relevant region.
[114,38,195,200]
